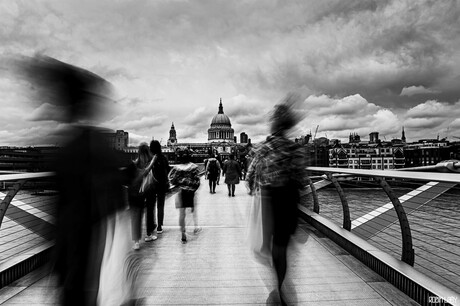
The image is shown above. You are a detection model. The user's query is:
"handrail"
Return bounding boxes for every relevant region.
[0,172,55,182]
[307,166,460,184]
[303,166,460,305]
[1,165,203,228]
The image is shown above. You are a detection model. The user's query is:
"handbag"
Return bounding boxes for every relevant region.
[247,187,272,266]
[139,169,158,194]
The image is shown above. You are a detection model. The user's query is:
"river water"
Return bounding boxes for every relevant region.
[301,184,460,294]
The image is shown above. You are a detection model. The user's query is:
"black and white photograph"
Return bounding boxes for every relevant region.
[0,1,459,305]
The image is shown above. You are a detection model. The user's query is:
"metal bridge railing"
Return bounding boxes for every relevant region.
[302,166,460,305]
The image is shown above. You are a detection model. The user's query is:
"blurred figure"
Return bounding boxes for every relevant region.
[203,157,209,180]
[216,154,222,185]
[239,155,248,180]
[168,151,201,243]
[126,143,157,249]
[246,94,308,305]
[244,155,251,180]
[146,140,170,234]
[245,153,254,181]
[222,154,241,197]
[18,55,125,305]
[205,153,221,194]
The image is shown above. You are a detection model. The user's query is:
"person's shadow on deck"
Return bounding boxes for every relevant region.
[266,279,297,306]
[266,289,282,305]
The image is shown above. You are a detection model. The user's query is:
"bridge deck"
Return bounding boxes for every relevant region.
[0,176,418,305]
[0,190,56,267]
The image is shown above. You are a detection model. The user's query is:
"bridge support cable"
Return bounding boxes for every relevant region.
[375,177,415,266]
[327,174,351,231]
[0,179,27,229]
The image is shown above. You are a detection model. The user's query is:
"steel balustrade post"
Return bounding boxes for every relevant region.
[0,179,27,229]
[327,174,351,231]
[375,177,415,266]
[306,176,320,213]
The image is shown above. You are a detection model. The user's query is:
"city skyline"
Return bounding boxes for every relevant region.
[1,1,460,146]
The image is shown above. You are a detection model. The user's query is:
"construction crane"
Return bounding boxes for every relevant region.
[314,125,319,140]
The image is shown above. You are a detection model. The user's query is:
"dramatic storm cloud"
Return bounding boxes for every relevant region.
[1,0,459,146]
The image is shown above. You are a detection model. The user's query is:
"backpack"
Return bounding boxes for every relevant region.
[152,155,170,191]
[207,159,218,176]
[252,138,296,188]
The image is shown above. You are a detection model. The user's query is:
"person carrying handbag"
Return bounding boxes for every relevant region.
[126,143,157,250]
[143,140,170,236]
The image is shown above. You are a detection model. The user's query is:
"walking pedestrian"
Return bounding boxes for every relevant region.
[19,55,127,305]
[222,154,241,197]
[126,143,157,250]
[206,153,221,193]
[246,96,308,305]
[144,140,170,235]
[168,151,201,244]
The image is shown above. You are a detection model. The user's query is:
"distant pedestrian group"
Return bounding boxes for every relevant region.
[126,147,250,249]
[205,153,249,197]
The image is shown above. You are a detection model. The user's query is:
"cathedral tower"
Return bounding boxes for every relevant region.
[167,122,177,146]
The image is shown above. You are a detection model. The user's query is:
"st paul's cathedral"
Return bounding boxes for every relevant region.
[164,99,250,159]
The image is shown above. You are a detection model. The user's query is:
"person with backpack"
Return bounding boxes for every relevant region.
[144,140,170,236]
[205,153,221,193]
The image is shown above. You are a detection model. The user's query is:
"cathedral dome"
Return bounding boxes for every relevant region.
[211,113,231,126]
[208,99,234,143]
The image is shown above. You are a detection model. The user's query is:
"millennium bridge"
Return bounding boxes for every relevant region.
[0,165,459,305]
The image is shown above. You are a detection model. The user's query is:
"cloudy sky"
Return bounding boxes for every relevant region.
[1,0,460,146]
